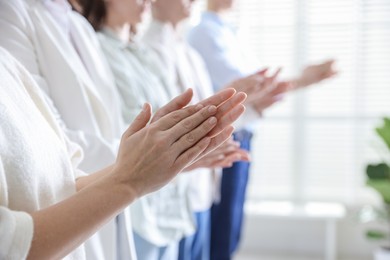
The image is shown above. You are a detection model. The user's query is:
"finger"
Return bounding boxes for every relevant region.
[154,103,204,131]
[167,105,218,141]
[123,103,152,138]
[214,142,241,154]
[270,67,282,82]
[171,114,218,152]
[255,68,269,76]
[206,153,226,162]
[220,153,242,167]
[213,92,247,122]
[325,70,338,79]
[247,81,288,105]
[208,104,245,137]
[201,125,235,158]
[221,149,250,162]
[324,59,335,67]
[175,136,212,171]
[151,88,193,123]
[198,88,236,108]
[210,159,235,168]
[235,149,251,161]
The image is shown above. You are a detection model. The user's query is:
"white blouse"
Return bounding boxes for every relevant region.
[98,28,172,123]
[0,48,85,259]
[0,0,123,173]
[0,1,135,259]
[98,29,195,246]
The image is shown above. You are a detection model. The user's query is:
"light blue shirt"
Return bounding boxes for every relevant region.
[188,12,260,130]
[188,11,256,92]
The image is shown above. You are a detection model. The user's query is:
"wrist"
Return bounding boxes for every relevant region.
[101,170,140,205]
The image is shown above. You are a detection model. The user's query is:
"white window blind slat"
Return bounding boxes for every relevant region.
[191,0,390,205]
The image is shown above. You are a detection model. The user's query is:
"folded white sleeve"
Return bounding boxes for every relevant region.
[0,207,34,260]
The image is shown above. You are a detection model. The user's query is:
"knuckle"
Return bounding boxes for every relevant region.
[187,105,197,115]
[202,121,212,131]
[186,132,196,143]
[185,152,194,163]
[201,108,209,118]
[171,112,182,123]
[148,124,158,134]
[182,119,193,130]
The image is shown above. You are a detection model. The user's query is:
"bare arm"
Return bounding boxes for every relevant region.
[26,89,246,259]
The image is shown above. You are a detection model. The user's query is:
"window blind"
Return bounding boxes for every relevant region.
[191,0,390,205]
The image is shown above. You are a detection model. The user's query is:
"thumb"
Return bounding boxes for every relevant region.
[151,88,193,123]
[124,103,152,137]
[256,68,269,76]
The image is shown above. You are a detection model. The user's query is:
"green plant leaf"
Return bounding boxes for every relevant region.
[367,163,390,180]
[367,180,390,204]
[366,229,387,240]
[376,117,390,151]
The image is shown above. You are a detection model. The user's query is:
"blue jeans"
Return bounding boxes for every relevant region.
[210,130,253,260]
[178,210,211,260]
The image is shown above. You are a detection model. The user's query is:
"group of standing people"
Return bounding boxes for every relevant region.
[0,0,336,259]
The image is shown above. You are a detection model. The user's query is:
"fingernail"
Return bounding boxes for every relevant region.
[208,105,217,113]
[209,117,217,125]
[142,103,148,112]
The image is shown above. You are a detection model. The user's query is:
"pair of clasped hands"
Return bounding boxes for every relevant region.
[228,60,337,115]
[113,88,249,198]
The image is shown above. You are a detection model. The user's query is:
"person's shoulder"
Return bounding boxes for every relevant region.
[69,11,95,33]
[0,0,30,22]
[0,0,28,10]
[188,18,222,44]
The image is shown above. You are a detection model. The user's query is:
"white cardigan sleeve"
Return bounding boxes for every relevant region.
[0,0,118,173]
[0,158,34,260]
[0,207,34,260]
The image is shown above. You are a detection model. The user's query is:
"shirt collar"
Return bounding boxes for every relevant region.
[100,27,142,52]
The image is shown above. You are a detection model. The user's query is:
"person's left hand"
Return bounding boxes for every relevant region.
[183,137,250,171]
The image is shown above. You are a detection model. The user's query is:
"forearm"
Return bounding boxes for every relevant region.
[75,165,114,191]
[28,174,136,260]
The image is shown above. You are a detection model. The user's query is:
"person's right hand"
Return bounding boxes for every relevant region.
[227,68,289,115]
[112,89,246,198]
[151,88,247,159]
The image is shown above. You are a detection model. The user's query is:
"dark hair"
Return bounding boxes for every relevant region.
[73,0,107,31]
